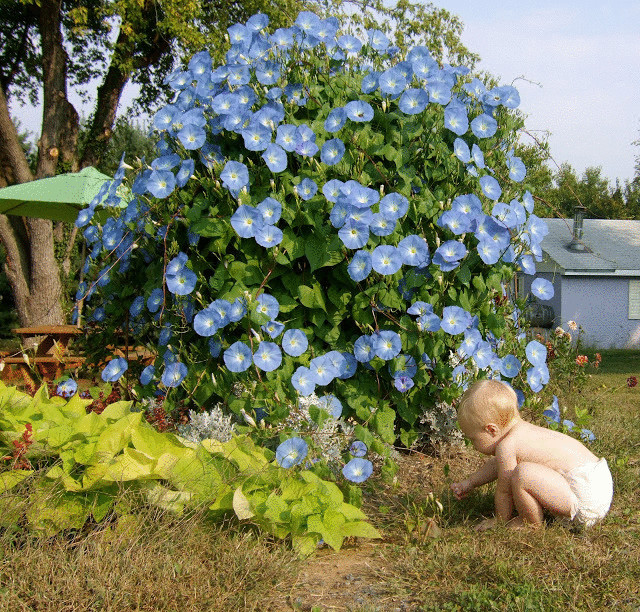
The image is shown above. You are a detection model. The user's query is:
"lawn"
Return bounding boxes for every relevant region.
[0,357,639,611]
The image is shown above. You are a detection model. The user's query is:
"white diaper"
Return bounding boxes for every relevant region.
[564,458,613,527]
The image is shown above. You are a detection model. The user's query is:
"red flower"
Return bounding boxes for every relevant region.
[627,376,638,388]
[575,355,588,367]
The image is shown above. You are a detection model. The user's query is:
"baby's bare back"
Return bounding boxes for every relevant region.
[506,420,598,473]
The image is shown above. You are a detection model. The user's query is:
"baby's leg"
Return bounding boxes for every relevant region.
[510,462,575,526]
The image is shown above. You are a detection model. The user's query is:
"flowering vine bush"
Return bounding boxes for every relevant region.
[77,11,555,483]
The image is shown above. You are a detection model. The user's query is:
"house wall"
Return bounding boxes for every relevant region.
[559,276,640,348]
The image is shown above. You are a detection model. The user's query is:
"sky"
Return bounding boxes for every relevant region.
[9,0,640,184]
[435,0,640,183]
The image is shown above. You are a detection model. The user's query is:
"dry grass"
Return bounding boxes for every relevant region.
[0,505,301,611]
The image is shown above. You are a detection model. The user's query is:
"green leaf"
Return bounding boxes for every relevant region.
[299,284,327,312]
[0,469,32,493]
[373,406,396,444]
[341,520,381,540]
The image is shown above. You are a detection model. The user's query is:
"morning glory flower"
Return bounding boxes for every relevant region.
[330,201,351,228]
[295,178,318,200]
[56,378,77,398]
[453,138,471,163]
[394,376,414,392]
[255,293,279,319]
[220,160,249,195]
[261,320,285,339]
[224,341,253,372]
[369,214,396,236]
[353,335,375,362]
[344,100,374,122]
[471,113,498,138]
[147,288,164,313]
[458,328,482,358]
[342,458,373,483]
[379,67,407,96]
[210,299,232,327]
[255,224,283,248]
[527,365,549,392]
[242,124,271,152]
[231,205,263,238]
[543,396,560,424]
[389,354,418,379]
[275,124,297,151]
[526,340,547,366]
[130,296,145,318]
[176,159,195,187]
[316,394,343,418]
[321,138,345,166]
[471,144,485,169]
[479,175,502,201]
[323,179,344,203]
[440,306,472,335]
[139,365,155,385]
[208,338,222,358]
[500,354,522,378]
[348,250,373,282]
[253,341,282,372]
[374,330,402,360]
[372,245,403,275]
[361,71,380,93]
[379,193,408,220]
[229,298,247,322]
[310,354,338,386]
[418,312,441,332]
[262,143,288,172]
[255,60,280,85]
[436,240,467,262]
[368,28,390,51]
[166,267,197,295]
[581,429,596,443]
[101,357,128,382]
[337,352,357,379]
[472,341,495,369]
[531,278,554,300]
[350,441,367,457]
[276,437,308,468]
[178,124,206,150]
[257,197,282,224]
[444,102,469,136]
[477,240,501,265]
[324,107,346,133]
[398,235,429,266]
[193,307,221,337]
[291,366,315,396]
[339,220,369,249]
[398,88,428,115]
[162,361,188,387]
[147,170,176,199]
[407,301,432,316]
[507,155,527,182]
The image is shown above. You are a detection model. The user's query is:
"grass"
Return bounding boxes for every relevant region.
[0,355,639,611]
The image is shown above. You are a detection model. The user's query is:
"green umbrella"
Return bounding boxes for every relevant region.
[0,167,117,223]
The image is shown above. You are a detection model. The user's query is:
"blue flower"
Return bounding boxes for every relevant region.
[479,175,502,201]
[255,224,283,248]
[394,376,414,392]
[231,205,263,238]
[253,341,282,372]
[166,267,197,295]
[162,361,188,387]
[262,320,285,338]
[477,240,501,265]
[368,28,390,51]
[337,34,362,54]
[398,235,429,266]
[194,307,221,337]
[176,159,195,187]
[372,245,403,275]
[342,458,373,483]
[407,301,432,316]
[158,324,172,346]
[56,378,77,398]
[543,396,560,423]
[255,293,279,319]
[500,354,522,378]
[257,197,282,224]
[361,71,380,93]
[295,177,318,200]
[324,107,347,133]
[310,354,338,386]
[371,331,401,363]
[220,160,249,196]
[316,394,343,418]
[291,366,315,396]
[398,88,428,114]
[527,365,549,392]
[348,250,372,282]
[581,429,596,443]
[147,170,176,199]
[418,312,441,332]
[281,328,308,357]
[320,138,345,166]
[337,351,358,379]
[178,124,206,150]
[507,155,527,182]
[140,365,155,385]
[339,220,369,249]
[390,354,417,378]
[345,100,374,122]
[353,335,375,363]
[440,306,471,335]
[242,124,272,151]
[350,440,367,457]
[444,102,468,136]
[101,357,128,382]
[428,81,451,105]
[229,298,247,322]
[526,340,547,367]
[471,113,498,138]
[129,296,145,318]
[435,240,467,262]
[262,143,288,172]
[531,278,554,301]
[379,67,407,95]
[453,138,471,163]
[562,419,575,431]
[223,341,253,372]
[276,437,308,468]
[147,288,164,313]
[379,193,408,220]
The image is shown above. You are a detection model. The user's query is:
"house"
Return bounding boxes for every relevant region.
[520,212,640,349]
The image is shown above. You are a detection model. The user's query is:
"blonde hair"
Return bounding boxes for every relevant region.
[457,379,519,431]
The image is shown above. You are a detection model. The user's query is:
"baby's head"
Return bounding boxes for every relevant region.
[457,379,520,436]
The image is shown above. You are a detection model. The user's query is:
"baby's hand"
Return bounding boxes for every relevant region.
[450,479,473,500]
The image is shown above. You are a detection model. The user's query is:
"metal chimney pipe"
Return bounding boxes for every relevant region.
[567,205,589,252]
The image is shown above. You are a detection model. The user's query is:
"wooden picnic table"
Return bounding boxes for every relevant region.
[1,325,84,384]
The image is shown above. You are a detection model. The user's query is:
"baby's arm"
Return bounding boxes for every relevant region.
[494,442,517,521]
[451,456,498,499]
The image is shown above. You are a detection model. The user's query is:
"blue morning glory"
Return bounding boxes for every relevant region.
[471,113,498,138]
[527,365,549,392]
[458,328,482,358]
[276,124,297,151]
[310,354,338,386]
[130,296,145,318]
[379,67,407,96]
[176,159,195,187]
[500,354,522,378]
[281,328,308,357]
[262,143,288,172]
[255,293,279,319]
[350,440,367,457]
[56,378,77,398]
[224,341,253,372]
[339,220,369,250]
[477,240,501,265]
[368,28,390,51]
[253,341,282,372]
[337,351,357,379]
[440,306,472,335]
[178,124,206,150]
[444,102,468,136]
[316,394,343,418]
[166,267,197,295]
[526,340,547,367]
[193,307,221,337]
[472,342,495,369]
[242,124,271,151]
[209,338,222,358]
[231,205,263,238]
[394,376,414,392]
[229,298,247,322]
[407,301,432,316]
[255,224,283,248]
[372,245,402,275]
[345,100,374,122]
[398,235,429,266]
[379,193,408,220]
[220,160,249,195]
[453,138,471,163]
[507,155,526,182]
[361,71,380,93]
[330,201,351,228]
[101,357,128,382]
[398,88,428,115]
[353,335,375,363]
[531,278,554,300]
[374,330,402,360]
[321,138,345,166]
[147,170,176,199]
[479,175,502,201]
[369,214,396,236]
[147,288,164,313]
[276,437,308,468]
[295,177,318,200]
[257,197,282,224]
[139,365,155,385]
[348,250,372,282]
[342,458,373,483]
[262,320,285,339]
[291,366,315,396]
[323,179,344,203]
[435,240,467,263]
[162,361,188,387]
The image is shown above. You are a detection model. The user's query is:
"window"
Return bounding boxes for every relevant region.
[629,280,640,319]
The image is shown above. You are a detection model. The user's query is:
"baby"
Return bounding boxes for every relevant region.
[450,379,613,530]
